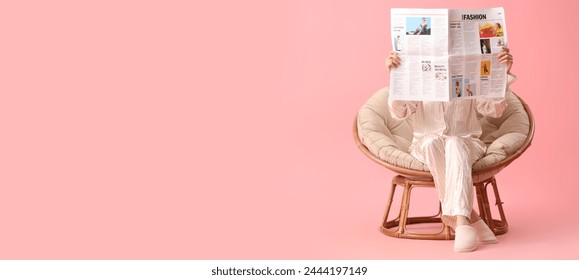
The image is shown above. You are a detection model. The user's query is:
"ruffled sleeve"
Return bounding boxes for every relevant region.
[388,99,418,120]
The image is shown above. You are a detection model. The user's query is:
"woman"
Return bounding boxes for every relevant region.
[495,23,504,37]
[413,17,429,35]
[386,47,515,252]
[395,35,402,51]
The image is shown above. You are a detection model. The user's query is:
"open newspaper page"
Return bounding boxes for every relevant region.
[389,9,450,101]
[448,8,508,100]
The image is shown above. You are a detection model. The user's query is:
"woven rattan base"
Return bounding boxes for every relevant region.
[380,175,508,240]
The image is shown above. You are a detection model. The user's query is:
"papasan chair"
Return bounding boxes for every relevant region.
[353,87,534,240]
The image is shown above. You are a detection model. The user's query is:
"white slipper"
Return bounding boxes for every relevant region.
[471,220,498,244]
[454,225,477,253]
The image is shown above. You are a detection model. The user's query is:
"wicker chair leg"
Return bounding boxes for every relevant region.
[381,179,399,230]
[397,181,412,235]
[380,176,453,240]
[474,177,509,235]
[490,178,509,234]
[475,181,495,230]
[475,182,487,223]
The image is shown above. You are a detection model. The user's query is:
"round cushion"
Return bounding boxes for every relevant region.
[356,87,530,172]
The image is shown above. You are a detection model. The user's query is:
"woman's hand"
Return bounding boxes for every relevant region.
[386,51,401,70]
[498,47,513,74]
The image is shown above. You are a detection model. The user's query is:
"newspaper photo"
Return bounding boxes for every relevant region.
[388,7,508,101]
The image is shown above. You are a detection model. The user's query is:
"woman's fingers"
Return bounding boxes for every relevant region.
[498,49,513,73]
[499,57,511,64]
[498,53,513,63]
[499,56,513,63]
[386,52,401,69]
[497,49,513,64]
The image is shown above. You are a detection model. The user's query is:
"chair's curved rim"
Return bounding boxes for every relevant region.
[353,93,535,178]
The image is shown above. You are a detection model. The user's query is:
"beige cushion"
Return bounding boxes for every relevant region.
[357,87,530,172]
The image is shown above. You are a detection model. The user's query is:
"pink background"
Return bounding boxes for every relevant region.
[1,0,578,259]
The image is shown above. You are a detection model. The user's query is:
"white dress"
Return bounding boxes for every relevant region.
[388,74,516,228]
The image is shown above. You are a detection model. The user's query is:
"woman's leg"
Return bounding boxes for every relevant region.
[412,135,486,228]
[410,133,446,203]
[442,136,487,252]
[412,135,491,251]
[440,136,475,227]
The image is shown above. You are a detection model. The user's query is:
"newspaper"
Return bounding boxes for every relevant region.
[389,7,508,101]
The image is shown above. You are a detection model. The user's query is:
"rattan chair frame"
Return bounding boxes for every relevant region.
[353,94,535,240]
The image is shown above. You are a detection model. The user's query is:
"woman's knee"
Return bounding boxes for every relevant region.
[419,133,444,151]
[445,136,468,150]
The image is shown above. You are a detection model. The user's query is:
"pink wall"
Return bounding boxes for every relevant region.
[1,0,578,259]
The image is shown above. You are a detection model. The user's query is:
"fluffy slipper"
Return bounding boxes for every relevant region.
[454,225,477,253]
[471,220,498,244]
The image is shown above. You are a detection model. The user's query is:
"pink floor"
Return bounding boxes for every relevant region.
[187,145,579,260]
